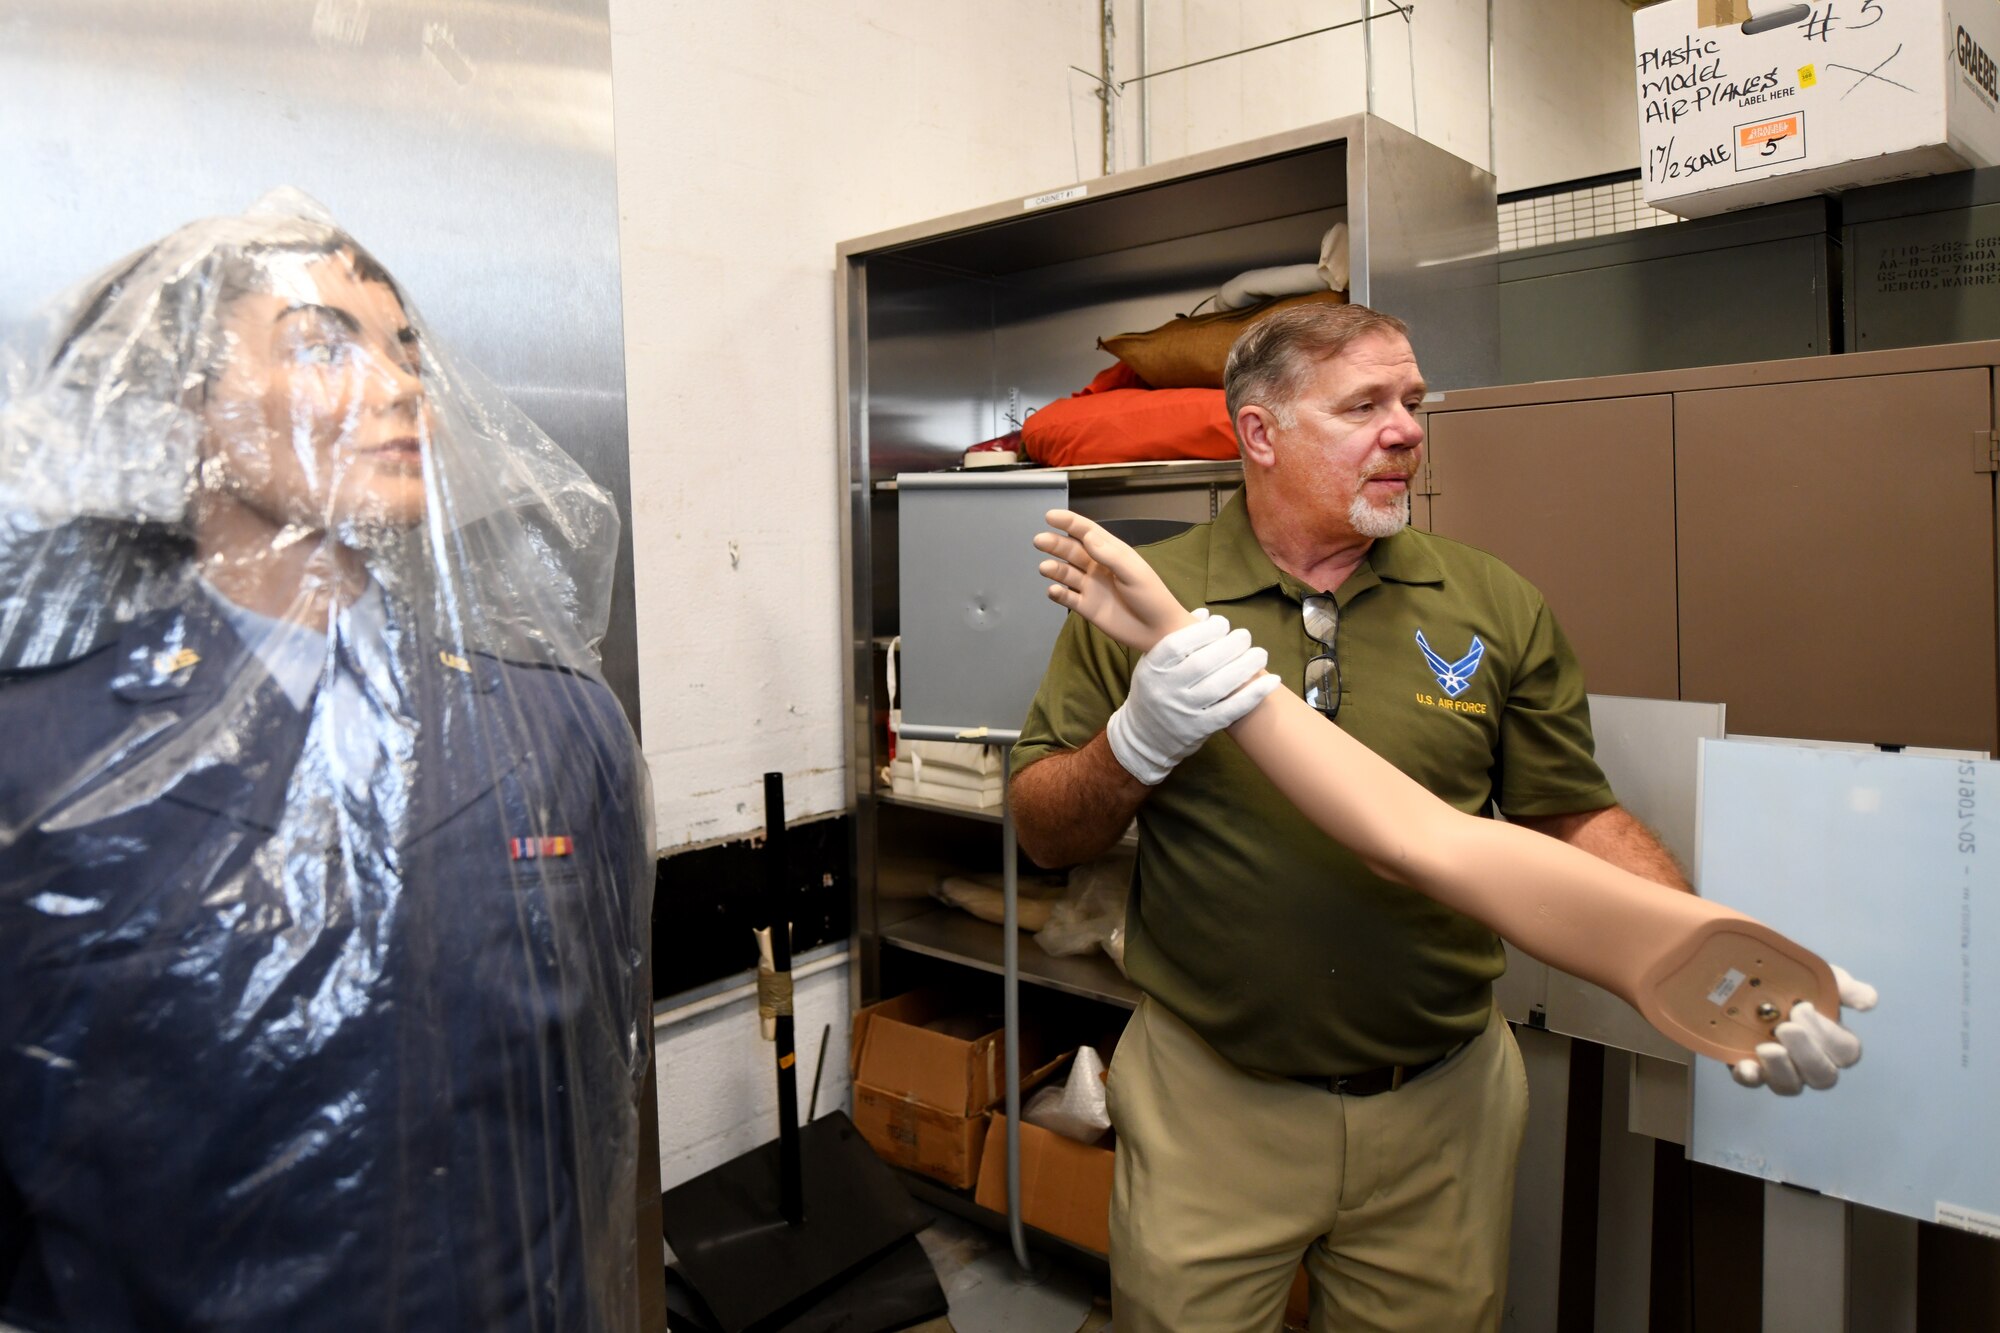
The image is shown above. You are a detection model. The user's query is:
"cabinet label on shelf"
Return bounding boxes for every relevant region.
[1023,185,1088,211]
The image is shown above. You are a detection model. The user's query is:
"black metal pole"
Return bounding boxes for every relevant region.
[764,770,804,1226]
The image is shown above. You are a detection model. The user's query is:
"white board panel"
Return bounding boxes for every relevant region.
[1690,740,1999,1232]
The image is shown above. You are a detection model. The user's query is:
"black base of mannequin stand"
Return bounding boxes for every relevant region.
[659,1111,932,1332]
[663,1229,945,1333]
[659,774,935,1333]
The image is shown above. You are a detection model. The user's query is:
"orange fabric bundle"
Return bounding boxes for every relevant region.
[1020,364,1238,467]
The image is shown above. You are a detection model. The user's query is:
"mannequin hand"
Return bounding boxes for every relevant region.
[1036,509,1197,653]
[1106,611,1281,785]
[1730,965,1877,1095]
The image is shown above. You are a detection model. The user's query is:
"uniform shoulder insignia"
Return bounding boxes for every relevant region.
[155,647,201,675]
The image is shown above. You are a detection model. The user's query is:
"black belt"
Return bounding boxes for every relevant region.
[1289,1041,1465,1098]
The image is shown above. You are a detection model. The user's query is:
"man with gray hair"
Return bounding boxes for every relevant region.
[1011,302,1683,1332]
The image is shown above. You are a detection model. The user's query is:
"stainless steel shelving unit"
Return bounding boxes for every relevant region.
[835,119,1495,1277]
[880,899,1142,1010]
[840,114,1496,1015]
[875,791,1005,825]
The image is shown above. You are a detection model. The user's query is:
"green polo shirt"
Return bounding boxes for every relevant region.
[1012,493,1614,1076]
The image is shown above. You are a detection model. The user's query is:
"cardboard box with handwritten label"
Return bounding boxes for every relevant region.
[1635,0,2000,217]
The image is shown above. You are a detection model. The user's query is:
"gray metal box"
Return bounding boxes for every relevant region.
[1498,197,1836,384]
[893,472,1070,745]
[1843,166,2000,352]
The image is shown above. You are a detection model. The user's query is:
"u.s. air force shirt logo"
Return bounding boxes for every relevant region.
[1415,629,1489,715]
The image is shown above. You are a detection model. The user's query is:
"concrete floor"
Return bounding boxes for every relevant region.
[906,1209,1111,1332]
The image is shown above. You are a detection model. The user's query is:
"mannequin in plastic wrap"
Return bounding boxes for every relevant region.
[0,193,652,1332]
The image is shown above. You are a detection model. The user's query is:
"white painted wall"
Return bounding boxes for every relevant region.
[614,1,1644,858]
[609,0,1119,1188]
[612,0,1108,854]
[611,0,1647,1189]
[1495,0,1643,191]
[1135,1,1643,191]
[1135,0,1493,176]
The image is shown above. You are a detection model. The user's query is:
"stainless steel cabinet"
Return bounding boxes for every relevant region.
[838,116,1499,1015]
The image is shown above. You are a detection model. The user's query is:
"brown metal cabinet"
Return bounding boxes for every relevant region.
[1428,344,2000,756]
[1675,369,1999,752]
[1424,395,1680,701]
[1423,343,2000,1328]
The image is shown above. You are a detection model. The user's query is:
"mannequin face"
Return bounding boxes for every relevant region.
[198,251,431,543]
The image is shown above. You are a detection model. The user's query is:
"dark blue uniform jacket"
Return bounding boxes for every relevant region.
[0,594,646,1331]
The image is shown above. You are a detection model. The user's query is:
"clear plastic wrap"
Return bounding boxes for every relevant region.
[1034,847,1132,969]
[1021,1045,1111,1146]
[0,191,652,1332]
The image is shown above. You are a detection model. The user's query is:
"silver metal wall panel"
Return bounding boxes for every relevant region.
[0,0,638,734]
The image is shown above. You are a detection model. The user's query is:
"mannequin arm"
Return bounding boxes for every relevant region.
[1034,510,1838,1064]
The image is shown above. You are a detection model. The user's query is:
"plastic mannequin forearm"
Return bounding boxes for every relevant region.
[1033,509,1838,1063]
[1224,685,1729,1008]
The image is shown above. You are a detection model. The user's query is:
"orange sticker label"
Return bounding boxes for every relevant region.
[1737,114,1802,149]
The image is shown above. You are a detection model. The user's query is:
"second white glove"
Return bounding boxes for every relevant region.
[1107,611,1280,786]
[1730,964,1878,1095]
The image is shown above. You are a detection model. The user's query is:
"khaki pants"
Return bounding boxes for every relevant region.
[1106,998,1528,1333]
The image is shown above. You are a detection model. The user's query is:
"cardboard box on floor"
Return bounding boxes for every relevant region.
[973,1113,1115,1256]
[849,989,1061,1189]
[1634,0,2000,217]
[969,1058,1311,1322]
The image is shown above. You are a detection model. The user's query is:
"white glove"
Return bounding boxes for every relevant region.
[1730,964,1877,1095]
[1107,611,1280,785]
